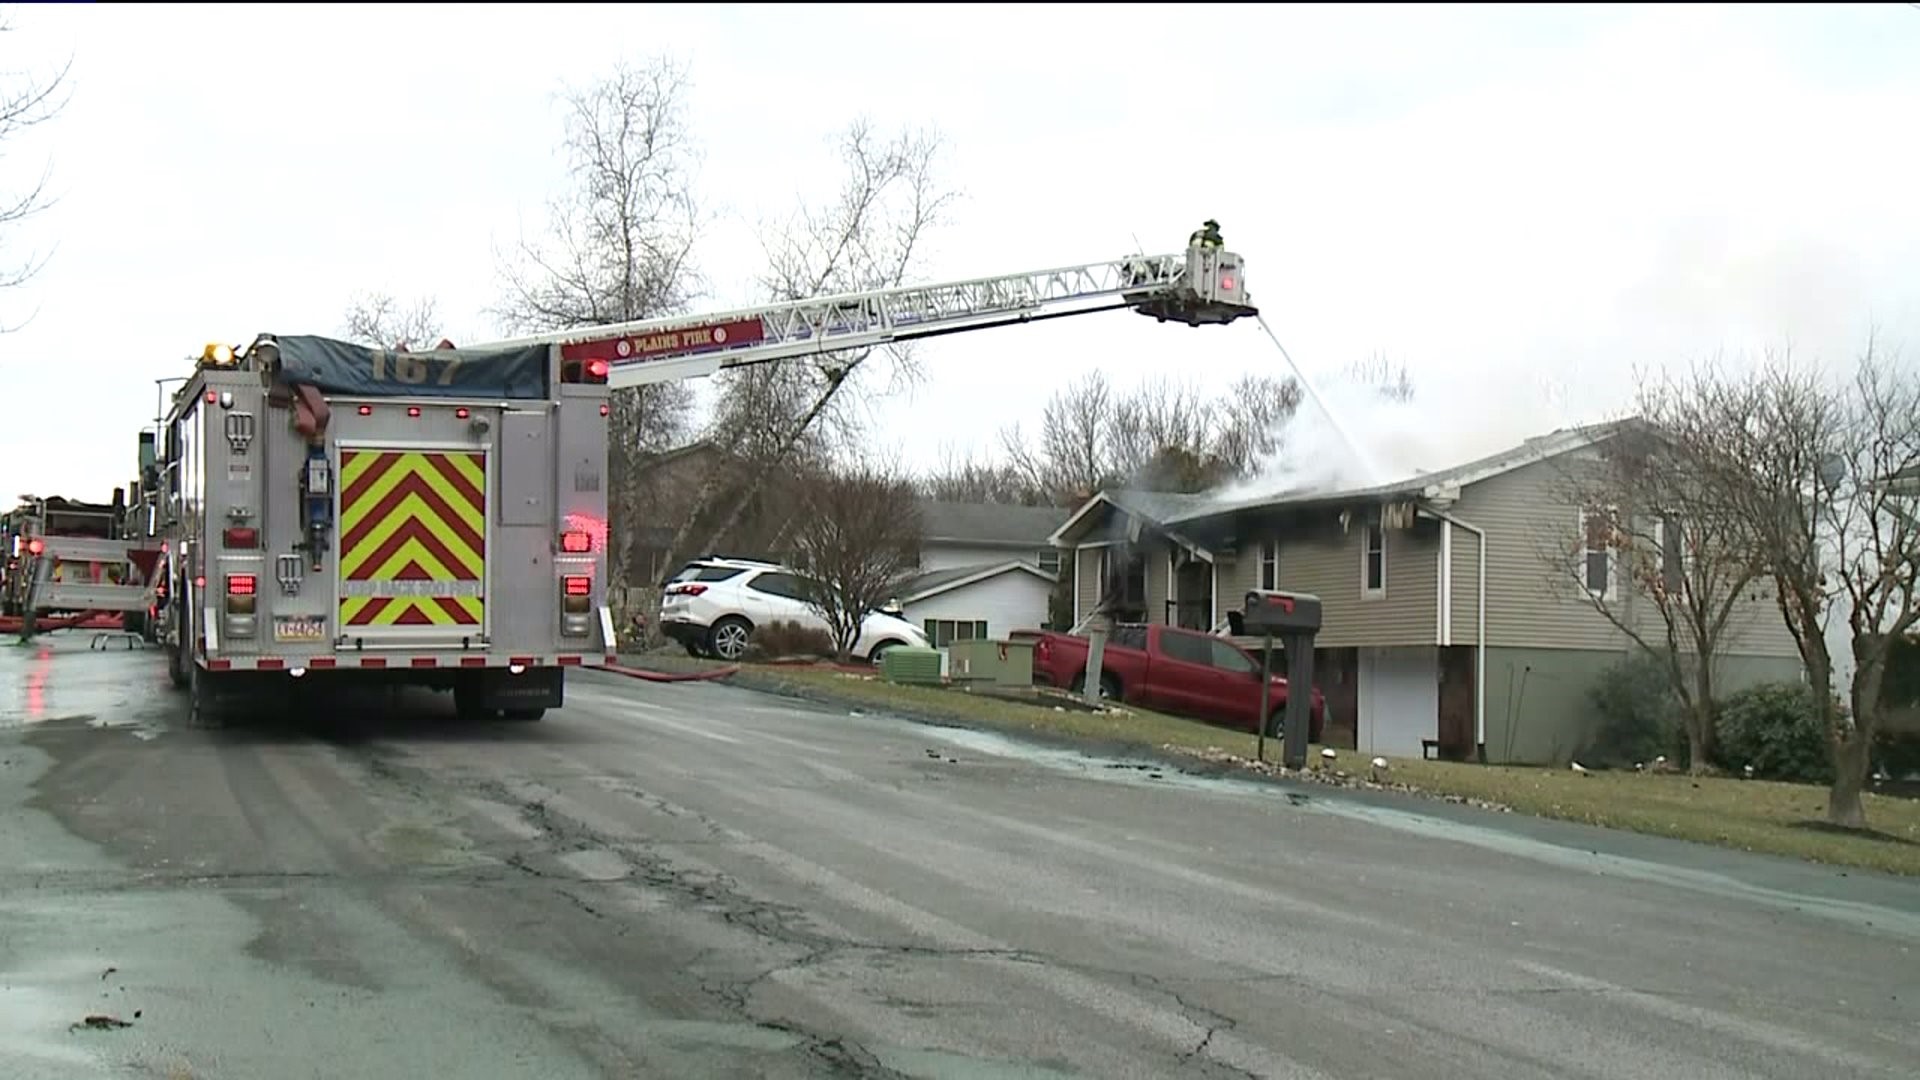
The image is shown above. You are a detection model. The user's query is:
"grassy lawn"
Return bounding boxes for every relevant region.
[662,659,1920,877]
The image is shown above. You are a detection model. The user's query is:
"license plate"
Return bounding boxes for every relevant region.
[273,616,327,642]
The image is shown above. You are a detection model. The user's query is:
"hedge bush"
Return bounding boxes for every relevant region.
[1714,682,1832,784]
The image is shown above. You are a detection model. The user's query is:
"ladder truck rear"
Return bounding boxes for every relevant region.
[156,335,614,726]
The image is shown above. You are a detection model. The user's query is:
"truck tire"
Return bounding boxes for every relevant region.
[452,681,494,722]
[502,708,546,722]
[187,662,225,730]
[1072,670,1121,701]
[706,616,753,662]
[166,604,189,690]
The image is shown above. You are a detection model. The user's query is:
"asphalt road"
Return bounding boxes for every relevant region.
[2,636,1916,1080]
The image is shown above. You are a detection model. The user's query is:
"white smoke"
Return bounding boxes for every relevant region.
[1215,363,1597,505]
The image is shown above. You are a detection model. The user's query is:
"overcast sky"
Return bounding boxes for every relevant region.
[2,3,1917,503]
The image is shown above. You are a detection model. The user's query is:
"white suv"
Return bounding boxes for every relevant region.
[659,557,930,663]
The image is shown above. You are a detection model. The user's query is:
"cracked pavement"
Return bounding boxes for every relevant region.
[2,638,1917,1078]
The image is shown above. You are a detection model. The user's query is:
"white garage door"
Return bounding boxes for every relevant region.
[1357,646,1438,758]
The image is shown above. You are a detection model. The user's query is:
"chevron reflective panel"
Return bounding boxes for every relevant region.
[336,450,487,627]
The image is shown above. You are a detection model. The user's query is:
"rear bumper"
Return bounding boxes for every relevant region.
[198,649,615,673]
[659,618,709,646]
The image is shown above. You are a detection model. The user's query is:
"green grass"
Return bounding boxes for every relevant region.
[695,661,1920,877]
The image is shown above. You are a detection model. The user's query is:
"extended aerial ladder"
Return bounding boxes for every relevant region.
[480,241,1257,386]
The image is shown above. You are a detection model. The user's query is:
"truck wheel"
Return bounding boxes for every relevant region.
[1072,670,1121,701]
[453,681,494,722]
[706,617,753,662]
[167,605,190,689]
[187,663,225,730]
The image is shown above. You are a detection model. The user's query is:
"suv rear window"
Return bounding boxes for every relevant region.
[671,564,746,584]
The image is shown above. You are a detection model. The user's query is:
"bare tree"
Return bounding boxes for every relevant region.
[1,11,72,326]
[1543,400,1769,772]
[1002,370,1302,504]
[342,292,445,349]
[656,119,957,573]
[786,463,923,663]
[495,57,701,591]
[1669,344,1920,828]
[1346,351,1415,403]
[918,449,1047,505]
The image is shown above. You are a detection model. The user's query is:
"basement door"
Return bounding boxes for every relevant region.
[1356,646,1439,759]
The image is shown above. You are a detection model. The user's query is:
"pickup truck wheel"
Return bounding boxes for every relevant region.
[867,640,905,665]
[1072,670,1121,701]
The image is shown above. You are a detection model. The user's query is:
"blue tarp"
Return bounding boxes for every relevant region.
[265,334,550,399]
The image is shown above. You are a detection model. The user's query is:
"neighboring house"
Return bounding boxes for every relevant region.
[899,500,1071,645]
[627,440,806,587]
[1049,422,1805,765]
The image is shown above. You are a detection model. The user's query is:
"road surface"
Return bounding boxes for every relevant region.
[2,635,1916,1079]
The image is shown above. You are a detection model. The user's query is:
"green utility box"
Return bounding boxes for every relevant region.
[947,638,1035,688]
[879,645,943,686]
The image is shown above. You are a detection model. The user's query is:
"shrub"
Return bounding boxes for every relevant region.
[745,620,836,661]
[1714,682,1832,784]
[1587,653,1680,767]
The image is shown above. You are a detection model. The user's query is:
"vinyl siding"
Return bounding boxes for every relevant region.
[1145,540,1172,624]
[1253,513,1439,648]
[921,542,1058,573]
[904,571,1054,640]
[1444,459,1800,659]
[1074,546,1103,624]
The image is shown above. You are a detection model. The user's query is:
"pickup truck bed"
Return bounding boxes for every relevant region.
[1020,623,1324,740]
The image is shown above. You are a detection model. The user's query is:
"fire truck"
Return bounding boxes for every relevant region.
[3,490,165,637]
[158,234,1255,726]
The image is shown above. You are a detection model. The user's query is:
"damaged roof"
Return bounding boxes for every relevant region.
[1051,419,1642,542]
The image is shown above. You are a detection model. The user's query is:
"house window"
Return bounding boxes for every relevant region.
[1259,539,1279,591]
[1037,548,1061,575]
[1655,513,1688,595]
[923,619,989,647]
[1580,506,1618,600]
[1362,523,1386,597]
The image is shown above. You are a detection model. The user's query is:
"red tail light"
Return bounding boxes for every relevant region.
[599,404,610,417]
[226,574,256,596]
[26,538,43,556]
[358,405,373,416]
[559,531,591,554]
[669,583,707,597]
[406,406,422,418]
[222,527,259,549]
[587,359,609,379]
[455,407,470,420]
[562,576,591,597]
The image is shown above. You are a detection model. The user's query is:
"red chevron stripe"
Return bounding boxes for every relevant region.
[345,596,394,626]
[340,473,485,555]
[434,597,480,624]
[345,521,479,583]
[394,603,434,626]
[424,452,484,508]
[340,450,405,510]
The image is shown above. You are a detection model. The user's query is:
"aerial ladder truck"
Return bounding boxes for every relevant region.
[157,233,1254,726]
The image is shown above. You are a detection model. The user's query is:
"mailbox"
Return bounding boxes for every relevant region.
[1242,589,1322,635]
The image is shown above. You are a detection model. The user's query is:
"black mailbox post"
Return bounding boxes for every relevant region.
[1243,589,1323,769]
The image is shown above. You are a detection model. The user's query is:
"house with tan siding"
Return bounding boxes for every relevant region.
[1049,422,1805,765]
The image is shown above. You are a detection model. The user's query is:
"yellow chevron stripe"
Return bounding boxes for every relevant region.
[339,492,482,580]
[339,455,484,538]
[337,450,488,630]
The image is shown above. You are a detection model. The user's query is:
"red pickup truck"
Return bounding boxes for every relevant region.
[1019,623,1325,741]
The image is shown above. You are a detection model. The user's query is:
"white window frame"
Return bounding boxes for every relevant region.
[1651,512,1693,596]
[1037,547,1061,575]
[1259,539,1279,591]
[1579,505,1618,602]
[1361,522,1386,599]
